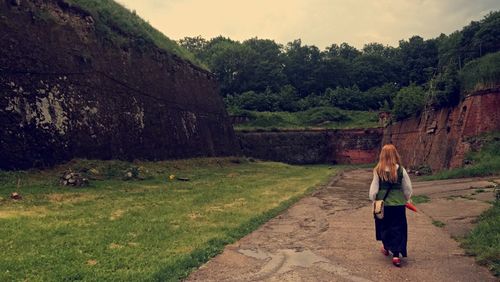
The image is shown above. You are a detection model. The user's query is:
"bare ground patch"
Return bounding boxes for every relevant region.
[109,209,125,220]
[0,206,49,219]
[47,193,97,204]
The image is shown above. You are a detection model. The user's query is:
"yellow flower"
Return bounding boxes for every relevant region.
[169,174,176,180]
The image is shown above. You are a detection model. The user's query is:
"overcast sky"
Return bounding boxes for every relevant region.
[118,0,499,49]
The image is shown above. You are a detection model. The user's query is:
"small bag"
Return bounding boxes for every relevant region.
[373,200,384,219]
[373,183,393,220]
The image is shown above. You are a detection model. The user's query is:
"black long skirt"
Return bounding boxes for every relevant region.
[375,205,407,257]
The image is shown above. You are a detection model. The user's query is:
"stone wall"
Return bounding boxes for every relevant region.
[0,0,239,169]
[382,90,500,172]
[237,129,383,164]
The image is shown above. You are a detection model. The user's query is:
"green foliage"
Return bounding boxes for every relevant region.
[462,201,500,276]
[324,86,365,110]
[185,11,499,112]
[300,107,350,124]
[432,220,446,228]
[428,64,461,107]
[0,158,336,281]
[225,85,303,112]
[393,84,426,120]
[398,36,438,85]
[460,51,500,93]
[283,39,323,96]
[351,54,401,91]
[365,83,400,109]
[231,107,378,130]
[424,132,500,180]
[244,112,286,128]
[66,0,201,66]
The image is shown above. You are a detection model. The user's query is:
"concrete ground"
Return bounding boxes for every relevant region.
[187,170,498,282]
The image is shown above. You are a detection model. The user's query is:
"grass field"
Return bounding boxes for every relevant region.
[233,108,379,131]
[0,158,336,281]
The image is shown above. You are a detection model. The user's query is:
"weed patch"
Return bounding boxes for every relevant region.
[462,202,500,276]
[432,220,446,228]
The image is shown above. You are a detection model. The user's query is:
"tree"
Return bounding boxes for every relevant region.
[325,86,367,110]
[325,42,361,61]
[242,38,287,92]
[204,39,258,95]
[178,36,208,57]
[283,39,322,96]
[351,54,401,91]
[393,84,426,120]
[399,36,439,85]
[364,83,400,110]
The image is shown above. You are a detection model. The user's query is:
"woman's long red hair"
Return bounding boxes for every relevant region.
[375,144,402,183]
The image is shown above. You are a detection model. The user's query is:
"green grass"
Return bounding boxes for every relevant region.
[432,220,446,228]
[460,51,500,93]
[412,195,430,204]
[0,158,336,281]
[462,202,500,276]
[232,108,379,131]
[64,0,203,67]
[423,132,500,180]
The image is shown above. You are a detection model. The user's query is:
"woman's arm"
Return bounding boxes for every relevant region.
[402,167,413,200]
[369,170,379,201]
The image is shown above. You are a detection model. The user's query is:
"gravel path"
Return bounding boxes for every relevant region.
[187,170,498,282]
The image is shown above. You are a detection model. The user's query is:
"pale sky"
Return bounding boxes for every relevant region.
[118,0,499,49]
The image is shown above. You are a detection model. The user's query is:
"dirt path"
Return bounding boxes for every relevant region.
[187,170,498,282]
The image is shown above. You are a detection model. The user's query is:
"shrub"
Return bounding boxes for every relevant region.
[460,51,500,93]
[428,64,461,108]
[325,86,368,111]
[393,84,426,120]
[300,107,350,124]
[250,113,286,127]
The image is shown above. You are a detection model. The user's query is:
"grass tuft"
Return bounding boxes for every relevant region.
[432,220,446,228]
[462,202,500,276]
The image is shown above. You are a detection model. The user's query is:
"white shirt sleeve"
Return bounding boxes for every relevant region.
[369,170,379,201]
[402,167,413,200]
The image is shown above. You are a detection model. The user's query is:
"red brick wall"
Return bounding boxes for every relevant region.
[383,90,500,172]
[237,128,383,165]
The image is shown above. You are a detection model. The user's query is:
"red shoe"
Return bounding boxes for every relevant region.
[380,247,389,256]
[392,257,401,267]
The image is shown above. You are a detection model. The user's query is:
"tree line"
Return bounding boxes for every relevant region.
[178,11,500,120]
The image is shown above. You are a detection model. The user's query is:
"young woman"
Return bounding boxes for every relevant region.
[369,144,413,267]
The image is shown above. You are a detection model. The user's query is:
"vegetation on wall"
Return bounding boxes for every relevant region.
[65,0,202,66]
[423,132,500,180]
[460,52,500,93]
